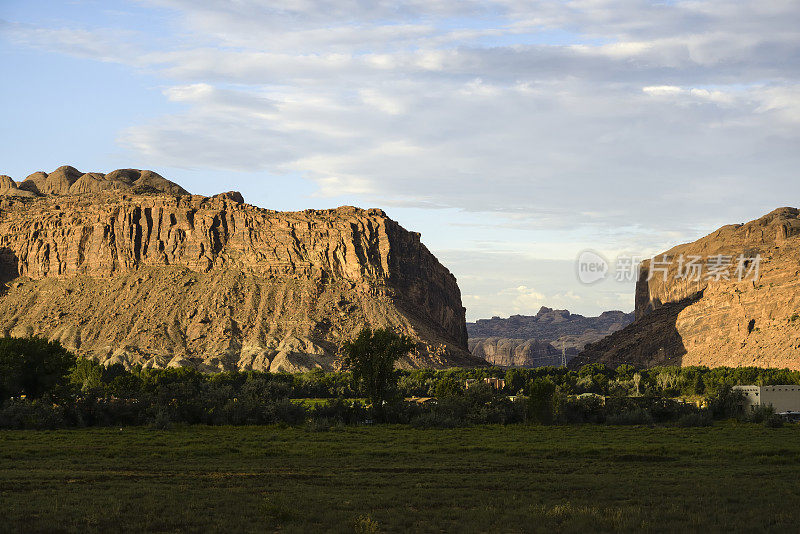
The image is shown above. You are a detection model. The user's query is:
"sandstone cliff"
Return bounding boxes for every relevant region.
[574,207,800,370]
[0,166,479,372]
[467,307,633,367]
[468,337,564,367]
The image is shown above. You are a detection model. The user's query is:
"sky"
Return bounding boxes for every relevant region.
[1,0,799,321]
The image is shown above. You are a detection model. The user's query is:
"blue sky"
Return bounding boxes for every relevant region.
[2,0,799,320]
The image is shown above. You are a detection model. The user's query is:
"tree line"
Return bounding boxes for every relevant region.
[1,331,796,429]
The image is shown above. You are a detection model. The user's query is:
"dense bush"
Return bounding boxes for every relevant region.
[527,378,555,424]
[308,398,370,425]
[554,393,605,424]
[707,385,745,420]
[741,404,775,424]
[407,383,526,428]
[763,413,784,428]
[0,398,69,429]
[0,337,76,400]
[740,404,784,428]
[677,412,713,427]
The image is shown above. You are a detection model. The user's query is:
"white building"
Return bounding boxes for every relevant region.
[733,385,800,414]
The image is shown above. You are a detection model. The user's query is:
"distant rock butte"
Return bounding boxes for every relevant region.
[468,337,564,368]
[0,166,481,372]
[573,207,800,370]
[468,307,634,367]
[5,166,189,197]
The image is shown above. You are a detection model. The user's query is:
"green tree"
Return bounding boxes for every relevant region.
[527,378,556,425]
[616,364,636,381]
[342,328,414,421]
[707,385,745,420]
[0,337,77,400]
[632,372,642,396]
[434,376,463,398]
[693,373,706,395]
[504,368,528,394]
[70,357,104,392]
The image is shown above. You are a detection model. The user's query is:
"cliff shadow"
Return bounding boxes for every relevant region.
[0,247,19,292]
[570,292,703,369]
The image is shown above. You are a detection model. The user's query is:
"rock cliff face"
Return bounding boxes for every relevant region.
[467,307,634,367]
[0,166,479,372]
[574,208,800,370]
[468,337,563,367]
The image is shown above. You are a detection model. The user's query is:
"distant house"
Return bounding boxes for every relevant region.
[465,377,506,390]
[484,377,505,390]
[733,385,800,414]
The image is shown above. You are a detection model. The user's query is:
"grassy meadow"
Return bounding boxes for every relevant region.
[2,423,800,532]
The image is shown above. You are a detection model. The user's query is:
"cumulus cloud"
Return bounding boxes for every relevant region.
[505,285,548,312]
[11,2,788,230]
[440,250,636,319]
[103,2,800,235]
[3,0,800,315]
[119,76,798,233]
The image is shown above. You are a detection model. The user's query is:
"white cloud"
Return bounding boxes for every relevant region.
[507,285,548,313]
[642,84,736,105]
[115,75,799,235]
[642,85,686,96]
[755,85,800,124]
[4,0,800,318]
[0,19,140,63]
[359,89,405,115]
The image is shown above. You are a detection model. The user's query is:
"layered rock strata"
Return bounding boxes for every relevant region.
[0,166,479,372]
[574,208,800,370]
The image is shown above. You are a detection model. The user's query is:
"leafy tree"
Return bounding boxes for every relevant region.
[578,363,613,379]
[106,372,144,398]
[707,385,745,420]
[70,358,104,392]
[434,376,463,398]
[527,378,556,425]
[504,368,528,393]
[342,328,414,421]
[615,364,636,381]
[693,373,706,395]
[0,337,76,400]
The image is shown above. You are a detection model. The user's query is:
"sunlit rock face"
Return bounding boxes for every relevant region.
[574,208,800,370]
[0,166,480,372]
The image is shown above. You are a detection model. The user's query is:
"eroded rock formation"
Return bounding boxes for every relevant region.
[6,165,190,197]
[468,337,563,367]
[574,207,800,370]
[467,307,634,367]
[0,166,479,372]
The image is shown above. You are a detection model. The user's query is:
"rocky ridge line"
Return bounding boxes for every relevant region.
[0,166,481,372]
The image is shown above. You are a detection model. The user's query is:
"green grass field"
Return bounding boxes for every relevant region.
[2,423,800,533]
